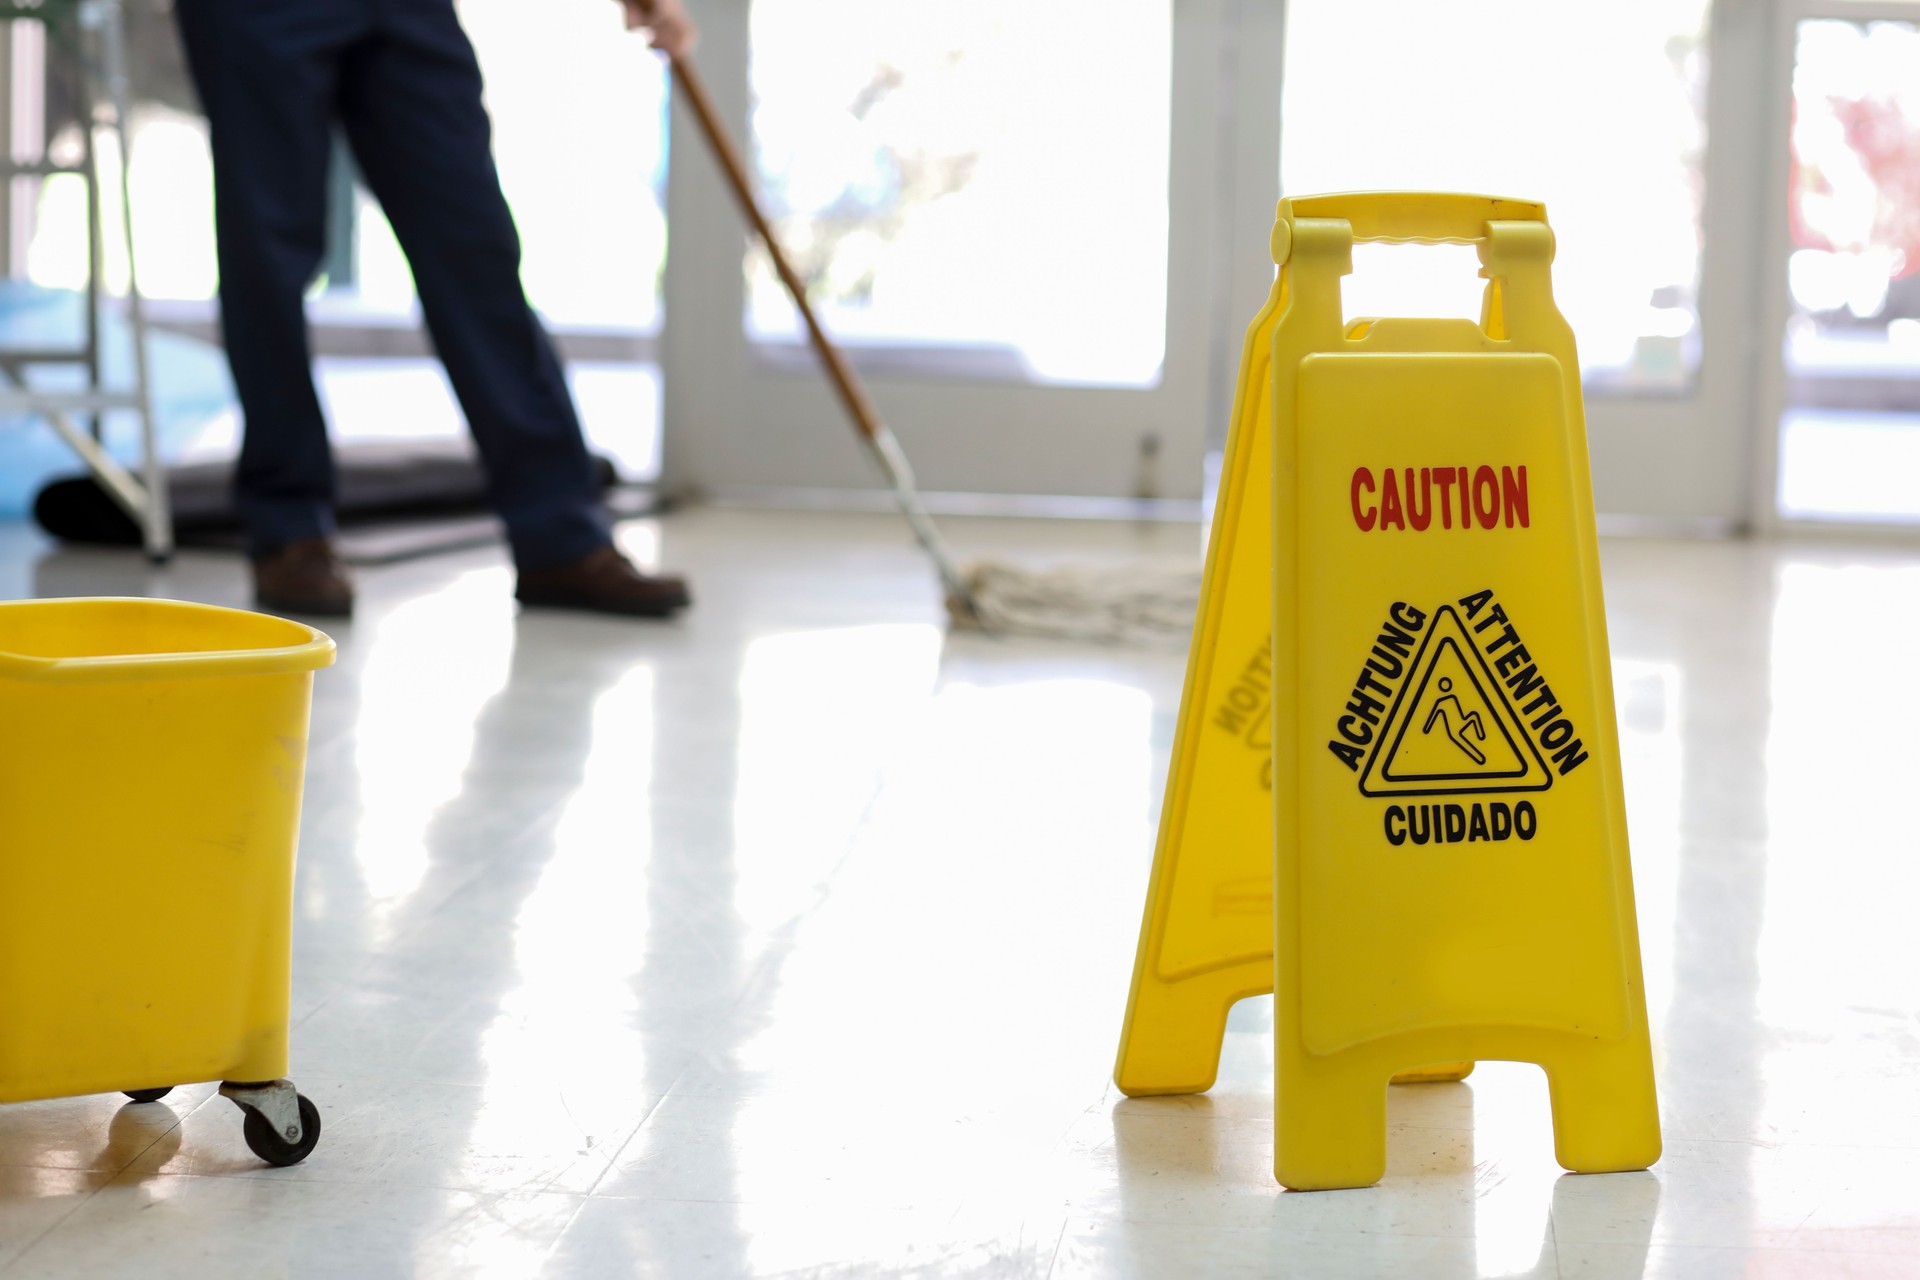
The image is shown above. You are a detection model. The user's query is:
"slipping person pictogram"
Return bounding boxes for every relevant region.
[1422,678,1487,765]
[1358,609,1550,796]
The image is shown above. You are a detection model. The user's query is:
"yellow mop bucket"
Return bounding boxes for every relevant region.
[1115,193,1660,1190]
[0,597,334,1165]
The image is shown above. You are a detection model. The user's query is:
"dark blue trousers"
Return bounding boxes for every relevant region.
[174,0,611,570]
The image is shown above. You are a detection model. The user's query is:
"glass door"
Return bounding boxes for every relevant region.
[1767,5,1920,526]
[1275,0,1760,525]
[661,0,1269,504]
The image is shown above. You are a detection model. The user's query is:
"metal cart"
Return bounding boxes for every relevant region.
[0,0,168,559]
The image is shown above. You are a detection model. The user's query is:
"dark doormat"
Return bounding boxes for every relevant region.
[32,439,662,566]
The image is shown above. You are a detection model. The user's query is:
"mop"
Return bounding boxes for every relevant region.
[669,55,1202,648]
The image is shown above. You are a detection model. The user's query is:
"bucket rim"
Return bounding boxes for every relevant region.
[0,597,336,684]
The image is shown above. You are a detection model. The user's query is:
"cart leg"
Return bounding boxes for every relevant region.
[95,0,172,563]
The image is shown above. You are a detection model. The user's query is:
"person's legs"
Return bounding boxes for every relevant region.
[333,0,612,573]
[173,0,362,558]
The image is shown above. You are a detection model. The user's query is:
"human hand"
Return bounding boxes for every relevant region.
[619,0,697,58]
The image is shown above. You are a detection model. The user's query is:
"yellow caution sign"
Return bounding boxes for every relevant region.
[1115,193,1659,1190]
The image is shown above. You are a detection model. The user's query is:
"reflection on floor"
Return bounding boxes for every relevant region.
[1,508,1917,1279]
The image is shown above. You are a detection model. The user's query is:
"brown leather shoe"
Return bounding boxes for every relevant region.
[515,544,692,617]
[253,537,355,618]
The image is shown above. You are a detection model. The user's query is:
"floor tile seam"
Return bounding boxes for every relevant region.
[464,795,575,864]
[101,1165,593,1198]
[780,692,935,913]
[295,914,406,995]
[579,1182,1622,1224]
[1767,1202,1825,1252]
[577,1090,675,1198]
[259,1072,554,1091]
[337,846,552,958]
[687,906,844,1080]
[693,758,905,1029]
[180,1071,677,1107]
[1546,1230,1920,1256]
[1728,1138,1920,1156]
[1100,1113,1481,1133]
[1380,1119,1484,1133]
[1541,1195,1563,1278]
[1578,1240,1920,1257]
[1545,1168,1572,1276]
[529,1194,596,1279]
[1766,1220,1920,1258]
[0,1163,121,1276]
[1760,1241,1920,1259]
[1039,1217,1070,1279]
[567,1191,820,1206]
[424,1183,593,1260]
[1036,1097,1122,1165]
[1049,1217,1570,1244]
[289,992,336,1035]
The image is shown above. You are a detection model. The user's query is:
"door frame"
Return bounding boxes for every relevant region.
[1751,0,1920,536]
[1566,0,1773,531]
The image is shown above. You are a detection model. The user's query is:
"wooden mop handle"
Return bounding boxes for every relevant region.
[668,54,885,444]
[665,52,984,620]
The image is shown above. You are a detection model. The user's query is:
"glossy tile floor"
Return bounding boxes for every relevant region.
[2,508,1919,1278]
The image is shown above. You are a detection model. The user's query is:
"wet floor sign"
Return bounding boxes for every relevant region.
[1114,193,1660,1190]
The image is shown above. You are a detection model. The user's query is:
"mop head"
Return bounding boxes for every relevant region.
[948,559,1203,648]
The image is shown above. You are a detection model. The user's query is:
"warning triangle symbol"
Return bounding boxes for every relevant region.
[1359,605,1552,797]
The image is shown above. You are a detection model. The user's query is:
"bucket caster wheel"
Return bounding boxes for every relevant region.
[242,1096,321,1167]
[220,1079,322,1167]
[123,1087,173,1104]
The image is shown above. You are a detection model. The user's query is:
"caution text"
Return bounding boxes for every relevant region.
[1351,466,1530,532]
